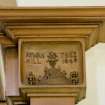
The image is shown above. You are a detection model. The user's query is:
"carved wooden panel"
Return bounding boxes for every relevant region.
[2,7,105,104]
[19,40,84,86]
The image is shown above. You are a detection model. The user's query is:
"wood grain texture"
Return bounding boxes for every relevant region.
[0,7,105,105]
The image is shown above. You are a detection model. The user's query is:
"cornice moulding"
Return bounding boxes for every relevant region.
[0,7,104,50]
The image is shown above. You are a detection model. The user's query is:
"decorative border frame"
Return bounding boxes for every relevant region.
[18,37,86,103]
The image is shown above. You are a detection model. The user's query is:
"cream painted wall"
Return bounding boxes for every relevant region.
[80,43,105,105]
[17,0,105,6]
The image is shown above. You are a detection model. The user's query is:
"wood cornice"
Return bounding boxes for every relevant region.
[0,7,105,24]
[1,7,105,17]
[0,7,105,49]
[7,24,99,50]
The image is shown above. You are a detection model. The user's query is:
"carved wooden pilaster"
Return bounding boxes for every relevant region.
[0,7,105,105]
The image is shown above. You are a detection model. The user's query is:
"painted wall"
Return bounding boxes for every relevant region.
[17,0,105,6]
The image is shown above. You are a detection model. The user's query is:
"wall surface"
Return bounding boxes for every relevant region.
[17,0,105,6]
